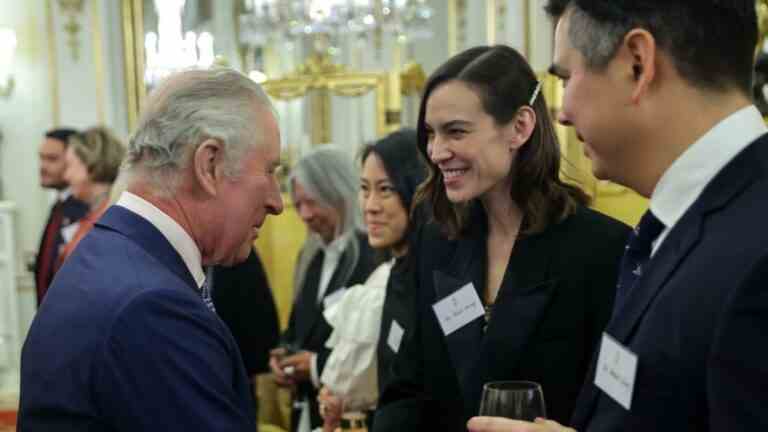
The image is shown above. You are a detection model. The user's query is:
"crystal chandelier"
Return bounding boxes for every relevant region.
[144,0,216,87]
[239,0,434,46]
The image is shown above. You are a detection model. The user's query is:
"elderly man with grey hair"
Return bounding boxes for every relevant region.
[269,146,377,432]
[19,68,283,431]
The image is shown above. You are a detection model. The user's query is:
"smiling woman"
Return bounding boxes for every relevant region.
[374,45,631,432]
[316,128,426,432]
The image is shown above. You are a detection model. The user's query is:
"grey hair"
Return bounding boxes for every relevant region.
[124,68,275,191]
[566,6,628,71]
[288,145,364,297]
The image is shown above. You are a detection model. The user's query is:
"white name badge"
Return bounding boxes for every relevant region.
[432,282,484,336]
[322,289,345,309]
[387,320,405,353]
[594,332,638,410]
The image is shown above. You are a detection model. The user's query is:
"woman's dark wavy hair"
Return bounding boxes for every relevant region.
[413,45,589,239]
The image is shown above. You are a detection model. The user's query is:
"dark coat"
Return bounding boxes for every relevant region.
[375,206,629,431]
[212,249,280,377]
[573,134,768,431]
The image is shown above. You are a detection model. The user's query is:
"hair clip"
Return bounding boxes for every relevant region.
[529,81,542,106]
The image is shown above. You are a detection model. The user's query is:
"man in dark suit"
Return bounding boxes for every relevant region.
[19,69,284,431]
[34,128,89,304]
[269,146,377,432]
[468,1,768,431]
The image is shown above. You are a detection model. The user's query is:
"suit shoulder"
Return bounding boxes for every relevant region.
[560,206,631,242]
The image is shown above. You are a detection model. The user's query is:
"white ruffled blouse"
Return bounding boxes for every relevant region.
[320,260,394,412]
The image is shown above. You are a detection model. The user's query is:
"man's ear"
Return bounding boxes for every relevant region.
[506,106,537,151]
[622,28,657,104]
[192,138,223,196]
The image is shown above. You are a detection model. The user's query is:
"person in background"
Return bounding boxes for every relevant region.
[212,244,281,421]
[467,1,768,431]
[19,68,284,431]
[56,126,126,267]
[34,128,89,304]
[315,129,425,432]
[374,45,629,432]
[269,146,377,432]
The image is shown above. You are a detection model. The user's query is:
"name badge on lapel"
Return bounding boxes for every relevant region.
[595,332,638,410]
[432,282,484,336]
[387,320,405,353]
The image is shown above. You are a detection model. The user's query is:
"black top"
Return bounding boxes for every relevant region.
[212,249,280,376]
[375,206,630,431]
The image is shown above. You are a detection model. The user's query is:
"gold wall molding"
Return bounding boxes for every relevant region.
[58,0,85,61]
[90,0,105,124]
[262,53,391,145]
[47,0,61,125]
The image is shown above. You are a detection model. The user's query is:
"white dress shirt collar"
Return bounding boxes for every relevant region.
[650,105,767,251]
[116,191,206,289]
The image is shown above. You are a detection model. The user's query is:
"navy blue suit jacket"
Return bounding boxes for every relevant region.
[572,134,768,431]
[19,206,255,431]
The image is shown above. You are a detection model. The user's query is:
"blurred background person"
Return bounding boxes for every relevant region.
[34,128,89,305]
[270,146,377,432]
[374,45,630,431]
[212,241,281,423]
[316,128,425,432]
[56,126,126,267]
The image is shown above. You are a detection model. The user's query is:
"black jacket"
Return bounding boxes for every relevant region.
[375,206,629,431]
[212,249,279,376]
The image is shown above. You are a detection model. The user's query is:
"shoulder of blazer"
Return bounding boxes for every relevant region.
[551,206,631,252]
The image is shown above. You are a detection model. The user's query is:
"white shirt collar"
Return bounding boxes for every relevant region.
[57,188,73,202]
[116,191,206,289]
[650,105,767,236]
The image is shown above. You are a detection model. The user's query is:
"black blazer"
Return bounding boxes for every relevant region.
[283,231,378,431]
[375,206,629,431]
[212,248,279,377]
[572,134,768,431]
[376,249,419,396]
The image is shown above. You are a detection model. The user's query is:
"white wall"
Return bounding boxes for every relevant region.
[0,0,128,397]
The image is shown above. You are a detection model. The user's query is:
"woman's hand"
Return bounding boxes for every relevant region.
[318,386,343,432]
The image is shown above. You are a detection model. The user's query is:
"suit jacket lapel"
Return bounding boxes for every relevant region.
[432,231,485,396]
[481,230,557,378]
[608,144,756,344]
[296,236,356,344]
[97,206,198,291]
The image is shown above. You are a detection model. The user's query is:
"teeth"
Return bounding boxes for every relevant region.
[443,168,467,179]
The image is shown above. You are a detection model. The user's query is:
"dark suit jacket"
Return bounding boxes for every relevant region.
[572,134,768,431]
[213,249,280,377]
[375,206,629,431]
[19,206,255,432]
[34,194,88,304]
[283,231,378,431]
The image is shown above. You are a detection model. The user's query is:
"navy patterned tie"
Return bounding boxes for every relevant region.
[201,267,216,313]
[613,210,665,314]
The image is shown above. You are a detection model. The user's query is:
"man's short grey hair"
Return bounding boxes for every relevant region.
[124,68,275,191]
[565,6,628,71]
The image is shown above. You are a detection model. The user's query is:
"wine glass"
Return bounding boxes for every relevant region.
[478,381,547,421]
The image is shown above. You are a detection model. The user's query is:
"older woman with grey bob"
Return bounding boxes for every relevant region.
[270,145,378,432]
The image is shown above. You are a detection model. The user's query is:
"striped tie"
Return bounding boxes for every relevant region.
[201,267,216,313]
